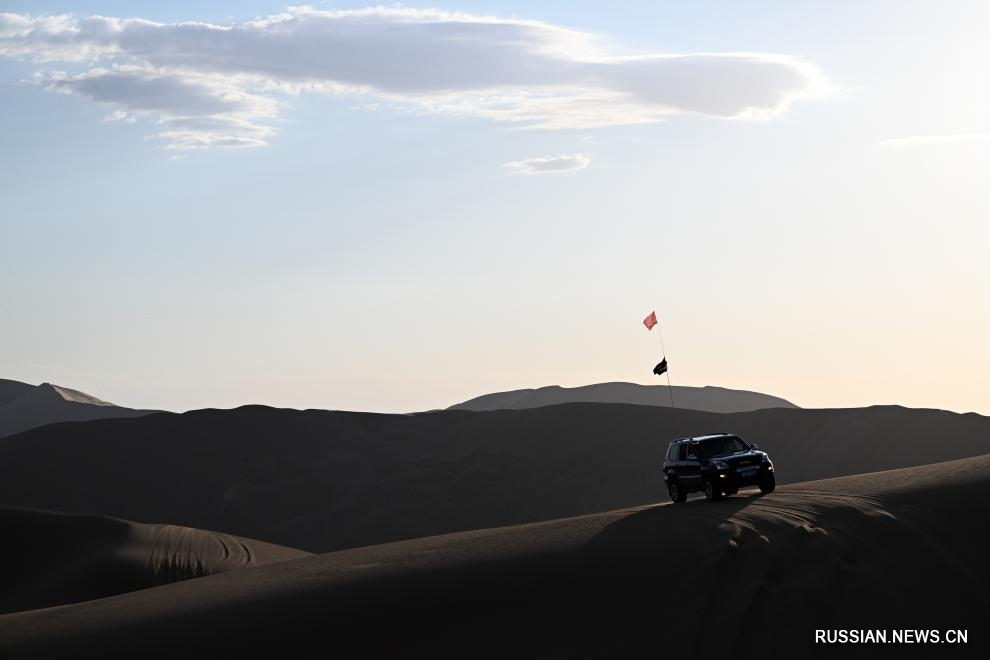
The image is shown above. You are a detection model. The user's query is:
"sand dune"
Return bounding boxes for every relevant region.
[449,381,798,412]
[0,505,309,615]
[1,455,986,658]
[0,379,34,408]
[0,379,155,437]
[1,403,987,553]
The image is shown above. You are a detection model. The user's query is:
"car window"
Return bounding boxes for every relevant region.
[696,436,748,458]
[726,437,747,453]
[667,444,678,461]
[693,441,714,458]
[677,443,688,461]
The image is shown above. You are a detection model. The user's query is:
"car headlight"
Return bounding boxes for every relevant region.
[713,460,729,470]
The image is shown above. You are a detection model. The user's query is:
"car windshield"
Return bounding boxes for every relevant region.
[692,436,749,459]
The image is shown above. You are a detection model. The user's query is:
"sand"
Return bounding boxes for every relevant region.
[1,402,987,552]
[0,505,309,616]
[1,454,986,658]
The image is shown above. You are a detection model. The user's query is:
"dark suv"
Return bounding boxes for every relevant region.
[662,433,775,503]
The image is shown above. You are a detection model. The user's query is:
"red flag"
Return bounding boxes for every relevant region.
[643,311,657,330]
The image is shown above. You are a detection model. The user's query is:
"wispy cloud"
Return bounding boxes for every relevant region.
[102,109,135,124]
[880,132,990,148]
[47,65,279,149]
[504,154,591,175]
[0,7,833,150]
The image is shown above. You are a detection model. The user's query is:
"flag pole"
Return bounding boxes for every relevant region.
[657,324,681,437]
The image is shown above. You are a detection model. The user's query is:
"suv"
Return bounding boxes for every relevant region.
[662,433,775,503]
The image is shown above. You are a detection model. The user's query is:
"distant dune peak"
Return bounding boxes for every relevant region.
[42,383,116,407]
[0,378,154,437]
[448,381,798,414]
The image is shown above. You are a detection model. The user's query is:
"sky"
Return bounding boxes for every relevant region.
[1,1,988,415]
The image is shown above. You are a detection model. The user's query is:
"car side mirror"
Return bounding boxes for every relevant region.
[750,443,759,450]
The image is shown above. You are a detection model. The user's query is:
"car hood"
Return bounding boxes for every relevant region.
[712,450,765,467]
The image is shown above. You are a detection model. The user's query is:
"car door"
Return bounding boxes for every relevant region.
[678,442,702,489]
[663,442,678,479]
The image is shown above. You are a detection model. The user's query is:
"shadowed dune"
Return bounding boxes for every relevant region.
[0,455,986,658]
[0,506,309,615]
[0,380,34,408]
[0,403,987,553]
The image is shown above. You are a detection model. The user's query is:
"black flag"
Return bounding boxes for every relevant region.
[653,358,668,376]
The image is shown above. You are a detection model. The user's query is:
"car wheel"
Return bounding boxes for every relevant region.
[759,473,776,494]
[704,479,721,502]
[668,480,687,504]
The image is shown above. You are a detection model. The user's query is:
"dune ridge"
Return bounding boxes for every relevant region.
[45,384,115,406]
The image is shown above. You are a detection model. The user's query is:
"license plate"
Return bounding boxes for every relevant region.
[739,468,758,477]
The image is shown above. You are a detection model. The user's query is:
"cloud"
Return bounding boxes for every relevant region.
[880,132,990,148]
[103,109,134,123]
[0,13,123,62]
[0,7,832,150]
[505,154,591,175]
